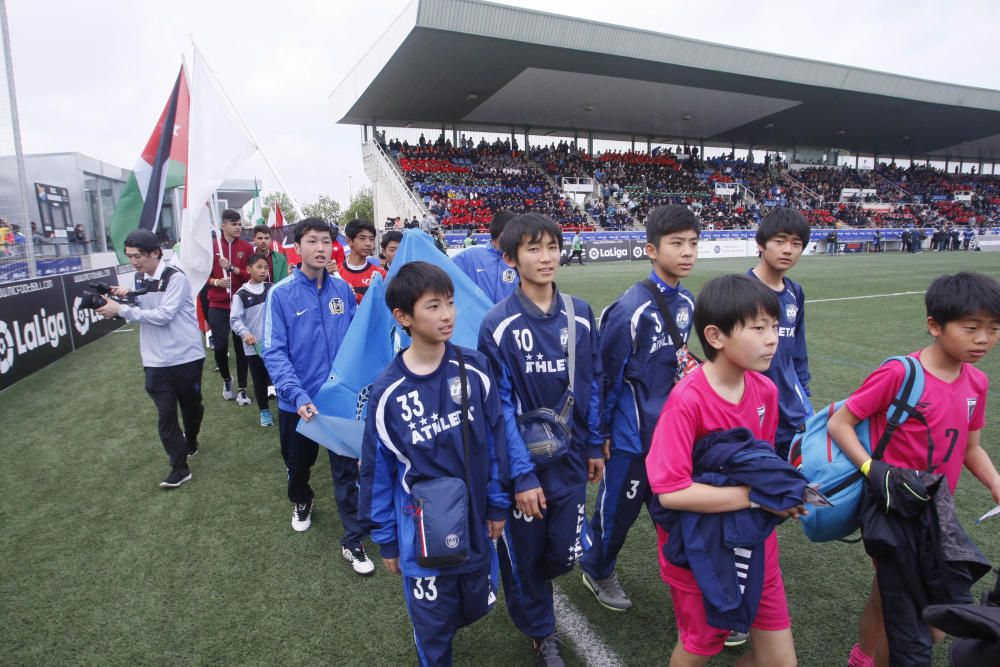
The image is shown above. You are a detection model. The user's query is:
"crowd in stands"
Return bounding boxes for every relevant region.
[380,132,1000,233]
[386,133,590,230]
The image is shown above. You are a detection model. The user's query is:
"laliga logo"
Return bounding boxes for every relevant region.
[71,296,106,337]
[0,321,13,374]
[588,248,600,260]
[0,309,68,375]
[631,245,644,259]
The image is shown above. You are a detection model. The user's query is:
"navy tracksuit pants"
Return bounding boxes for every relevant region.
[403,562,499,667]
[497,484,592,640]
[277,409,370,548]
[580,453,651,581]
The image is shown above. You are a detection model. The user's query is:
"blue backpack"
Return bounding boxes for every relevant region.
[788,356,926,542]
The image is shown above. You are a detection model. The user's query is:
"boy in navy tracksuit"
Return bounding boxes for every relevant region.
[453,210,519,304]
[360,262,509,667]
[580,205,699,612]
[262,218,375,576]
[747,207,813,461]
[478,213,604,666]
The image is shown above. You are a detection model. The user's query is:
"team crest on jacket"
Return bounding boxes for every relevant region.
[449,376,469,403]
[329,297,345,315]
[675,306,690,330]
[502,268,517,283]
[785,303,798,322]
[968,398,977,422]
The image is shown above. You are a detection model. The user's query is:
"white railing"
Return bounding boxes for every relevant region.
[361,140,429,228]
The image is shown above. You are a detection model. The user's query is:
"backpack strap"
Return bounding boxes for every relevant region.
[453,345,473,492]
[640,279,703,368]
[558,293,577,424]
[871,356,930,463]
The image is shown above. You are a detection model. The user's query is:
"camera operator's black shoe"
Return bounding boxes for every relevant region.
[159,469,192,489]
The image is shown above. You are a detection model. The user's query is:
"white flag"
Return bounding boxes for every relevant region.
[177,46,257,294]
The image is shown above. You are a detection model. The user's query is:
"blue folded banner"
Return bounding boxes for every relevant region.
[298,229,493,458]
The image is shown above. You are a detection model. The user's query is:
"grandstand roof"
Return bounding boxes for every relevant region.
[329,0,1000,161]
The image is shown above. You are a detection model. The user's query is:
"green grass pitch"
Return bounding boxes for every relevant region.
[2,251,999,665]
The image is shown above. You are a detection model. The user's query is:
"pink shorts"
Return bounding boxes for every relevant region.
[658,527,792,656]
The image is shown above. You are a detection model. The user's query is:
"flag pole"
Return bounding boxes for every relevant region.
[189,37,304,218]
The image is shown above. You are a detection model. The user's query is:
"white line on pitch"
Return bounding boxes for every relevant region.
[806,290,925,304]
[553,586,624,667]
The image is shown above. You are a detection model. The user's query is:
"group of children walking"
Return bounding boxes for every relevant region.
[250,206,1000,667]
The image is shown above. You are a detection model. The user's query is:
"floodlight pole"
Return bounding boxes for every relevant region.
[1,0,36,277]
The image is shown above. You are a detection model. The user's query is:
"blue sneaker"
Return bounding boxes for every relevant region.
[259,409,273,427]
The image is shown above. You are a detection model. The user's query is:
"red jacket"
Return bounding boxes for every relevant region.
[207,236,254,310]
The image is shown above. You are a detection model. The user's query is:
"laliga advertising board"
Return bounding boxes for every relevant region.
[0,267,121,392]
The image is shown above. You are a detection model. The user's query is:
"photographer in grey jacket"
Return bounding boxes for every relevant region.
[97,229,205,489]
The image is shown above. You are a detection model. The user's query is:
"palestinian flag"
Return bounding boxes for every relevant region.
[268,201,300,266]
[109,67,190,261]
[245,180,265,227]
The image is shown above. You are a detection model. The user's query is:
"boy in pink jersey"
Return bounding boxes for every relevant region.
[830,272,1000,667]
[647,274,805,667]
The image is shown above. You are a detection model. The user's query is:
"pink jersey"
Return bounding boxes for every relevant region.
[845,350,988,493]
[646,366,781,593]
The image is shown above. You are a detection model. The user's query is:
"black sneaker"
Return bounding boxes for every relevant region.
[342,545,375,576]
[159,469,192,489]
[291,498,313,532]
[187,447,198,458]
[533,634,565,666]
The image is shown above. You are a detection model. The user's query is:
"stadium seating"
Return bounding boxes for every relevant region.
[386,135,1000,231]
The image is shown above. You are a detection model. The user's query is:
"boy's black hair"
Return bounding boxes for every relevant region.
[345,218,376,240]
[925,272,1000,327]
[247,252,270,267]
[694,274,781,361]
[756,207,811,246]
[380,230,403,251]
[294,217,333,243]
[499,213,562,262]
[221,209,241,223]
[646,205,700,248]
[489,210,516,241]
[385,261,454,326]
[252,224,270,237]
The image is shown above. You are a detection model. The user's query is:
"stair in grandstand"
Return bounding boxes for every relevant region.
[362,139,430,226]
[875,171,913,199]
[531,160,601,228]
[781,171,823,201]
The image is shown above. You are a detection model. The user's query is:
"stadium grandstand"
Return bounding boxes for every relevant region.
[329,0,1000,250]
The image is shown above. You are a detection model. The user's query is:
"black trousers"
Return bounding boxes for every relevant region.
[207,307,247,388]
[278,409,370,548]
[246,354,271,410]
[561,249,584,265]
[144,359,204,472]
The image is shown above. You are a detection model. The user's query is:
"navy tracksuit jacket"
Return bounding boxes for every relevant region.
[655,428,808,633]
[581,273,695,580]
[746,270,813,457]
[359,345,510,666]
[478,286,603,640]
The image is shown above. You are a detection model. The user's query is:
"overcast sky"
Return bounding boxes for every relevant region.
[9,0,1000,209]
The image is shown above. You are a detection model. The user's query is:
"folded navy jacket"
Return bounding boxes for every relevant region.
[653,427,808,633]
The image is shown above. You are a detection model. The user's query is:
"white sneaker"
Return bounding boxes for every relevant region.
[235,389,251,406]
[342,545,375,576]
[291,499,313,532]
[222,378,235,400]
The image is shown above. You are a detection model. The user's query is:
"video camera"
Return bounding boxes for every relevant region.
[78,281,148,310]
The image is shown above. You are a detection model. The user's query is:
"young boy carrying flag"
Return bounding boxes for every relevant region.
[579,205,699,612]
[478,213,604,666]
[360,262,509,667]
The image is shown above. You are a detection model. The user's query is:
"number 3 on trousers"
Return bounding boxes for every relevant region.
[625,480,640,499]
[413,576,438,601]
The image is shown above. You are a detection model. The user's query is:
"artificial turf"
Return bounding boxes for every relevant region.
[1,250,998,666]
